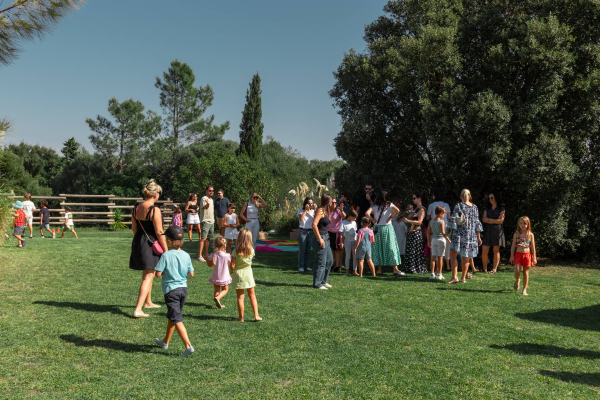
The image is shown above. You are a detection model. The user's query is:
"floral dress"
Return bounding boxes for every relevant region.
[448,202,483,257]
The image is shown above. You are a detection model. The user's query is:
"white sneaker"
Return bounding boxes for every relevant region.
[437,274,445,280]
[197,256,206,262]
[323,283,332,288]
[317,286,328,290]
[298,268,305,272]
[29,235,33,239]
[430,273,436,279]
[52,232,55,239]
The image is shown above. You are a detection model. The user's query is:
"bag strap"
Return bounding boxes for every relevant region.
[135,205,155,244]
[375,205,385,225]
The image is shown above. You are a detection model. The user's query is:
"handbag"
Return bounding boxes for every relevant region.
[240,202,249,224]
[135,206,164,256]
[456,203,466,226]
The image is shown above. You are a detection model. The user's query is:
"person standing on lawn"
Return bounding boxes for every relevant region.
[402,193,428,274]
[240,193,268,250]
[482,191,506,274]
[185,193,201,241]
[510,216,537,296]
[328,198,345,272]
[426,190,451,272]
[38,201,55,238]
[356,183,374,226]
[365,190,403,276]
[214,189,230,237]
[311,194,334,289]
[198,186,215,262]
[21,193,36,239]
[230,228,262,322]
[130,179,169,318]
[12,200,27,248]
[297,197,315,272]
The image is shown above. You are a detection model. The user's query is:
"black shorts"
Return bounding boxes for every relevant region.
[164,287,187,324]
[328,232,340,250]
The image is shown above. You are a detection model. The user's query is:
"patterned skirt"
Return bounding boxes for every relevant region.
[403,229,428,274]
[372,224,401,266]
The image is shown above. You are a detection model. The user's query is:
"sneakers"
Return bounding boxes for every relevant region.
[437,274,445,280]
[306,267,312,271]
[430,273,436,279]
[21,239,26,247]
[298,268,305,272]
[29,235,33,239]
[394,271,406,276]
[180,346,195,358]
[52,232,55,239]
[317,286,328,290]
[197,256,206,262]
[323,283,332,288]
[155,338,168,349]
[40,235,44,239]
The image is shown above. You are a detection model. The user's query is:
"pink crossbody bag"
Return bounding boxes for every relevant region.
[135,206,164,256]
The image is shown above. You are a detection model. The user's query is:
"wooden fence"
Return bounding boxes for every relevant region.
[2,192,175,226]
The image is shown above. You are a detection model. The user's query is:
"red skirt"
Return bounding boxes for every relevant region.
[514,252,534,267]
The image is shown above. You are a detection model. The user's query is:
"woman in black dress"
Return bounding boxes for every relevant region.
[481,191,505,273]
[130,179,169,318]
[402,193,428,274]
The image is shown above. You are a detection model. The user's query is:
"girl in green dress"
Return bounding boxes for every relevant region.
[230,228,262,322]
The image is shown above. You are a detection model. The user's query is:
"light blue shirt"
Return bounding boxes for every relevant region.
[154,250,194,295]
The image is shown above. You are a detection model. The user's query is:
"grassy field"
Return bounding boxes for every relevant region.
[0,227,599,399]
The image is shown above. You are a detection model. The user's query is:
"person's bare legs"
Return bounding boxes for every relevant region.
[14,234,22,246]
[392,264,400,274]
[461,257,470,281]
[492,246,500,272]
[215,285,228,301]
[514,264,521,290]
[522,266,530,295]
[235,289,245,321]
[188,225,193,241]
[430,256,436,274]
[135,270,156,315]
[28,224,33,237]
[367,259,376,277]
[358,259,364,277]
[482,245,490,272]
[246,287,261,321]
[163,320,191,348]
[195,225,201,241]
[449,250,459,282]
[376,264,382,274]
[72,229,78,239]
[436,256,443,275]
[334,249,343,271]
[226,239,232,254]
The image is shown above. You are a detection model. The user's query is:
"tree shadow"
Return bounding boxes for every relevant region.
[436,287,510,293]
[491,343,600,360]
[515,304,600,332]
[60,334,168,355]
[538,370,600,387]
[254,280,307,288]
[34,301,133,318]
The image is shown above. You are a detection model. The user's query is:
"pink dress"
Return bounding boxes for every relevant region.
[171,213,182,227]
[208,251,232,286]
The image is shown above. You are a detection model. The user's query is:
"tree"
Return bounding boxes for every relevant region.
[0,0,84,67]
[6,142,62,186]
[155,59,229,152]
[61,137,80,163]
[86,98,161,173]
[237,73,264,160]
[330,0,600,258]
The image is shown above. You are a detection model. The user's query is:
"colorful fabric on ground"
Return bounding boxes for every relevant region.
[254,240,299,252]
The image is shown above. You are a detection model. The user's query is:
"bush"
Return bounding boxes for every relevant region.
[0,194,12,244]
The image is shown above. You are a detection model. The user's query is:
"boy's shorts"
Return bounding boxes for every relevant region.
[164,287,187,324]
[26,216,33,226]
[13,225,25,236]
[201,221,214,239]
[65,225,74,231]
[40,224,50,230]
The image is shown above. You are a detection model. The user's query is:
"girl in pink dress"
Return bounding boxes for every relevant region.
[171,205,182,227]
[207,236,232,308]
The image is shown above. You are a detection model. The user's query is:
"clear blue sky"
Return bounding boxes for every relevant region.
[1,0,387,160]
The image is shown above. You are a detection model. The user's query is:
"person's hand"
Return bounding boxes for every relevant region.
[477,237,483,246]
[365,193,371,201]
[427,241,431,248]
[509,256,514,264]
[533,257,537,266]
[386,216,392,224]
[354,249,357,255]
[305,204,311,211]
[319,238,325,248]
[339,241,344,250]
[402,217,409,223]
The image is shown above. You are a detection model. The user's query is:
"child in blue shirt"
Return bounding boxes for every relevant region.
[154,225,195,357]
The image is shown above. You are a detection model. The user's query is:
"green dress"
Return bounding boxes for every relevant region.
[231,249,255,289]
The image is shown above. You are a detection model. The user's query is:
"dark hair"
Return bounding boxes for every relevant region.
[487,191,502,208]
[342,191,352,200]
[228,203,236,210]
[168,238,184,249]
[435,206,446,215]
[373,191,390,215]
[413,193,425,203]
[206,185,214,191]
[217,189,224,194]
[65,206,71,211]
[303,197,313,208]
[361,216,370,227]
[347,209,358,218]
[173,205,181,213]
[318,194,332,212]
[188,193,197,201]
[365,182,373,187]
[41,200,48,207]
[433,189,445,202]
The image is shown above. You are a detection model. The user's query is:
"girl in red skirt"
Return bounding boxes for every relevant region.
[510,216,537,296]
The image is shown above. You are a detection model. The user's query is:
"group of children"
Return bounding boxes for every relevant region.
[11,194,78,247]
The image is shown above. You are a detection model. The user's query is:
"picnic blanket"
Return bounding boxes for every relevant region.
[254,240,299,252]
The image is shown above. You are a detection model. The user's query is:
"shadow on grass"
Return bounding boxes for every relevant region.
[491,343,600,359]
[34,301,133,318]
[155,312,236,322]
[515,304,600,332]
[538,370,600,387]
[255,280,307,288]
[61,334,168,355]
[184,302,215,309]
[436,287,510,293]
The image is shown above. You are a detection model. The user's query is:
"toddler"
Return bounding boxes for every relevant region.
[354,216,375,277]
[207,236,232,308]
[230,228,262,322]
[12,200,27,247]
[171,205,182,227]
[154,226,195,357]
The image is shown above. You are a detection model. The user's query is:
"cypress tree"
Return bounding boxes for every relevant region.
[237,73,264,160]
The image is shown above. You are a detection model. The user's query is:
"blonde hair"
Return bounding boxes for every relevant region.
[235,228,253,257]
[517,216,532,237]
[143,179,162,198]
[213,236,226,251]
[460,189,471,203]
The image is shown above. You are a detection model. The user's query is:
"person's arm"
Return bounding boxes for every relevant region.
[312,209,325,248]
[482,210,489,223]
[152,208,168,252]
[257,195,268,208]
[387,205,400,224]
[509,232,517,263]
[354,230,363,254]
[234,214,239,228]
[531,233,537,265]
[426,205,432,221]
[426,224,432,247]
[441,221,451,243]
[365,208,375,225]
[207,254,215,267]
[403,209,424,226]
[155,271,162,277]
[131,208,138,235]
[229,257,236,274]
[496,210,506,224]
[299,206,309,221]
[338,203,346,219]
[202,197,210,210]
[184,202,192,213]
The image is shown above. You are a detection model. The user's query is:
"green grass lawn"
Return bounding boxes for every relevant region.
[1,228,599,399]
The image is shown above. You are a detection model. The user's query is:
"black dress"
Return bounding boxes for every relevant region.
[402,206,428,274]
[482,205,505,247]
[129,206,162,270]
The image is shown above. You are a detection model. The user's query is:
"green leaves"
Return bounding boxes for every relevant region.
[237,73,264,161]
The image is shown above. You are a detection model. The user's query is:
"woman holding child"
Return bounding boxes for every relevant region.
[129,179,169,318]
[402,193,428,274]
[365,191,403,276]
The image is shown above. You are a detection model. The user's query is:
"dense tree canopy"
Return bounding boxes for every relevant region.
[237,73,264,160]
[330,0,600,258]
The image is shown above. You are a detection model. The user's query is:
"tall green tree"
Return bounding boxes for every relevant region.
[237,72,264,160]
[86,98,161,173]
[0,0,84,67]
[61,137,80,163]
[155,59,229,152]
[6,142,62,186]
[330,0,600,258]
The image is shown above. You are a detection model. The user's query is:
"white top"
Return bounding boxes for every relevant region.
[22,200,36,217]
[427,201,451,223]
[297,208,315,229]
[369,203,396,226]
[339,220,357,241]
[65,212,74,226]
[201,196,214,223]
[246,202,259,219]
[225,213,237,226]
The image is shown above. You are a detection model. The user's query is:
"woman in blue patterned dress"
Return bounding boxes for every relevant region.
[447,189,483,284]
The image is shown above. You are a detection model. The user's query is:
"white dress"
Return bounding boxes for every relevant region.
[392,219,408,255]
[224,213,238,240]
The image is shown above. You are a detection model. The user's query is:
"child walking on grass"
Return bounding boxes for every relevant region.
[354,217,376,277]
[22,193,36,239]
[510,216,537,296]
[12,201,27,248]
[154,226,195,357]
[60,206,78,239]
[230,228,262,322]
[207,236,232,309]
[223,203,239,254]
[38,201,55,239]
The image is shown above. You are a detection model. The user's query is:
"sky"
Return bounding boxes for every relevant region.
[0,0,388,160]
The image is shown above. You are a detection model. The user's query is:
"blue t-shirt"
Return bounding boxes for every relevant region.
[154,250,194,295]
[214,197,230,218]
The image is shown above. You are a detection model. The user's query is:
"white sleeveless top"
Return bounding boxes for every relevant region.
[246,203,259,219]
[226,213,237,225]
